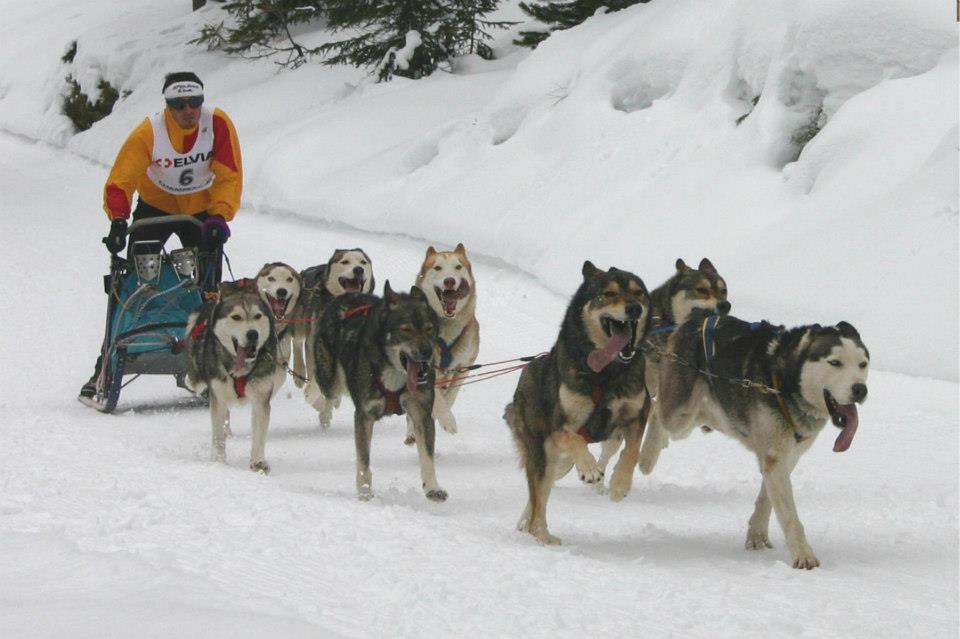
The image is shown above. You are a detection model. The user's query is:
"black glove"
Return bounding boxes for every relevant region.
[103,218,128,254]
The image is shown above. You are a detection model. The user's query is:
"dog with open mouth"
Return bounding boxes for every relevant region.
[403,243,479,445]
[254,262,303,382]
[638,308,870,569]
[185,280,285,473]
[570,257,731,499]
[504,261,651,545]
[311,281,445,502]
[298,249,375,428]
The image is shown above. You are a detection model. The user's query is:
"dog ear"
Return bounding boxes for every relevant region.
[675,258,691,273]
[425,246,437,258]
[698,258,717,274]
[836,321,860,340]
[454,243,466,256]
[383,280,399,303]
[582,261,603,279]
[409,285,427,302]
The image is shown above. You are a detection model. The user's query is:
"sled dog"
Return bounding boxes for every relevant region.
[638,308,870,568]
[312,282,445,502]
[404,243,479,445]
[185,280,285,473]
[299,249,375,428]
[575,258,731,496]
[255,262,303,381]
[504,261,650,544]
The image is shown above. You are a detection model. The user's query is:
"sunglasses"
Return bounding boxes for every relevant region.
[165,96,204,110]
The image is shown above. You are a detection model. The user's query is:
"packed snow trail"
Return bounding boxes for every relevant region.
[0,135,956,637]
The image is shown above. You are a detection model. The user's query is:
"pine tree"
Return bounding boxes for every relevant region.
[191,0,327,69]
[441,0,517,60]
[515,0,649,49]
[321,0,451,81]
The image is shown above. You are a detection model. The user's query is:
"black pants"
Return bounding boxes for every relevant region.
[128,200,210,255]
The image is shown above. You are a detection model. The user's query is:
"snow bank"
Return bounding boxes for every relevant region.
[0,0,955,378]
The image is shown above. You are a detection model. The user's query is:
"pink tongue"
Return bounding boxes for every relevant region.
[832,404,859,452]
[270,298,287,318]
[442,293,458,315]
[234,345,250,374]
[406,360,419,393]
[587,332,630,373]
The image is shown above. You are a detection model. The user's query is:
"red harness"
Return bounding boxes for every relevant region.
[577,384,606,444]
[233,375,247,399]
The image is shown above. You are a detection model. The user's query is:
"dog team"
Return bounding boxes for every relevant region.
[184,246,870,570]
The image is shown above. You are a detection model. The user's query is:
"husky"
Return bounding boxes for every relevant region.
[589,258,728,492]
[403,243,479,445]
[254,262,303,381]
[504,261,650,545]
[562,257,730,499]
[638,308,870,568]
[312,281,445,502]
[299,249,375,428]
[185,280,286,473]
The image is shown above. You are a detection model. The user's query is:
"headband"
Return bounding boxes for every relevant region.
[163,81,203,99]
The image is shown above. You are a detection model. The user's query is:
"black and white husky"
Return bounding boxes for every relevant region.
[639,309,870,568]
[311,281,445,502]
[185,281,285,473]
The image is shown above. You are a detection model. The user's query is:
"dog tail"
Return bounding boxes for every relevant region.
[504,401,547,480]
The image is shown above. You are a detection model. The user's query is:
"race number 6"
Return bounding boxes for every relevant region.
[179,168,194,187]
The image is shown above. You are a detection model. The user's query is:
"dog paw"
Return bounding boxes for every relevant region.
[791,547,820,570]
[357,486,374,501]
[439,416,458,434]
[792,555,820,570]
[250,460,271,475]
[403,434,416,446]
[608,475,632,502]
[578,466,604,484]
[531,528,562,546]
[593,480,609,496]
[745,532,773,550]
[319,417,331,431]
[425,489,448,502]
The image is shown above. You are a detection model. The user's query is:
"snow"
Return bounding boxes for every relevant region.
[0,1,956,636]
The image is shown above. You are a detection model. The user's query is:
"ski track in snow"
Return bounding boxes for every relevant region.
[0,135,956,637]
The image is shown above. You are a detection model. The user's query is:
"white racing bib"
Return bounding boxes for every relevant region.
[146,107,215,195]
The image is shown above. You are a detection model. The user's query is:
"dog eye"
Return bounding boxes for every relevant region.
[230,314,242,321]
[360,260,367,265]
[696,287,709,295]
[341,260,350,265]
[603,291,617,299]
[268,277,275,282]
[455,265,462,270]
[828,359,842,367]
[859,362,868,369]
[434,266,442,271]
[254,313,263,320]
[400,324,414,333]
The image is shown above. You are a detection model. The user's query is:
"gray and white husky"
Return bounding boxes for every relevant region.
[311,282,444,502]
[300,249,375,428]
[638,308,870,568]
[185,280,285,473]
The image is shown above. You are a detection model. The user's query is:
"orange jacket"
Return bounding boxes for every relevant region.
[103,107,242,221]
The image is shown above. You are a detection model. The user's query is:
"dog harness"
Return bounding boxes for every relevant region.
[436,328,467,370]
[771,371,806,443]
[232,374,247,399]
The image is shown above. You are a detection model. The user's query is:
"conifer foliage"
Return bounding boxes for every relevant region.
[194,0,514,80]
[192,1,327,69]
[515,0,649,49]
